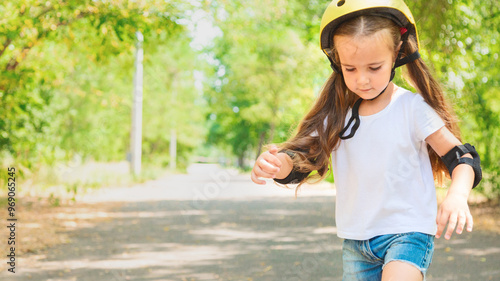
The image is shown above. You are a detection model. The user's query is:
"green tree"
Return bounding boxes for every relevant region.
[142,31,207,168]
[205,0,500,198]
[409,0,500,197]
[205,0,328,167]
[0,0,185,168]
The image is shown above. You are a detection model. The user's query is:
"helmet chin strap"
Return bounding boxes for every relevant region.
[366,82,390,101]
[338,66,395,140]
[338,81,390,140]
[366,66,396,101]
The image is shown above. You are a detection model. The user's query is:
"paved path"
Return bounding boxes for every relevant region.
[3,164,500,280]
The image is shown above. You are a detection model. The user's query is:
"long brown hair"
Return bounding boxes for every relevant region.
[279,15,460,189]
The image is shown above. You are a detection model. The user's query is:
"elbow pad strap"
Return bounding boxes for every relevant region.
[273,150,310,185]
[441,143,482,188]
[274,169,310,185]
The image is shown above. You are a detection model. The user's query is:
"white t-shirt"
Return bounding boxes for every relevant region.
[332,87,445,240]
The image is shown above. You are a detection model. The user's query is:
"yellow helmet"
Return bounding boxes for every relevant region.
[320,0,419,72]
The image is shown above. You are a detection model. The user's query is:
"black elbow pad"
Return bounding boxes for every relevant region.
[274,169,310,185]
[441,143,482,188]
[273,150,311,185]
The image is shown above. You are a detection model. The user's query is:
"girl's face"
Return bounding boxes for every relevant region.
[335,30,398,100]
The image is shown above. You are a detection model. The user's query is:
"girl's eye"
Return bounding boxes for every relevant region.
[345,68,355,72]
[370,66,381,71]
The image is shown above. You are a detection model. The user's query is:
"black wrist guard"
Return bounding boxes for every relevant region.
[441,143,482,188]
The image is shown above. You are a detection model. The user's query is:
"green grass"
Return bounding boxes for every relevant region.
[0,161,167,206]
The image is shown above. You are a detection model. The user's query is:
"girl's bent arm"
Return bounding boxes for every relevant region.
[251,146,293,185]
[426,126,475,240]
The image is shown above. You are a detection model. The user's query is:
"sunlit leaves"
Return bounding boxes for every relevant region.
[0,0,187,167]
[410,0,500,196]
[205,0,327,164]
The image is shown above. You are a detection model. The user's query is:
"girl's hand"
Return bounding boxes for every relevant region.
[436,193,473,240]
[251,145,282,185]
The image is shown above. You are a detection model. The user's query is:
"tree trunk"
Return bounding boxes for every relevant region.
[238,152,245,169]
[256,131,266,159]
[268,120,276,144]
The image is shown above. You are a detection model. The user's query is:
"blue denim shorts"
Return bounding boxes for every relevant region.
[342,232,434,281]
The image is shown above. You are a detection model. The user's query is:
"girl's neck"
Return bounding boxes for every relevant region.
[358,83,397,116]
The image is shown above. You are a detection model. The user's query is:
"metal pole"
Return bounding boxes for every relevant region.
[169,128,177,170]
[169,75,177,170]
[130,31,144,176]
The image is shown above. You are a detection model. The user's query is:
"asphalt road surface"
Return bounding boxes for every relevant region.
[2,164,499,280]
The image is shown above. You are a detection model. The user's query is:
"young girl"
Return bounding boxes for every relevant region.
[251,0,482,280]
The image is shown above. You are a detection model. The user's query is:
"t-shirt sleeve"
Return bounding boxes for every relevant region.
[412,94,445,141]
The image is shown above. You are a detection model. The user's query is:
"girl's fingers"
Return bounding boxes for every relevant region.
[268,145,279,155]
[254,165,276,180]
[436,206,474,239]
[251,170,266,185]
[455,211,467,234]
[258,157,281,174]
[250,146,284,185]
[466,212,473,232]
[435,209,447,238]
[444,212,458,239]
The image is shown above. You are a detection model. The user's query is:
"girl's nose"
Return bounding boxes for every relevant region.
[357,72,369,85]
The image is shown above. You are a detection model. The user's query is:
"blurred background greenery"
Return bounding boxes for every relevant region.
[0,0,498,199]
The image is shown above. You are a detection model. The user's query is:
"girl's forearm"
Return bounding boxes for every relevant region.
[447,158,474,199]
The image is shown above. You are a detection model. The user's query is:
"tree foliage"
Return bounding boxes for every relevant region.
[204,0,500,197]
[205,0,328,167]
[0,0,187,168]
[409,0,500,196]
[1,0,498,198]
[142,32,207,168]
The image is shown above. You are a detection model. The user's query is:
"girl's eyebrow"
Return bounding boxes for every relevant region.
[341,61,384,67]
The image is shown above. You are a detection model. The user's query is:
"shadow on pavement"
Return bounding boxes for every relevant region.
[2,168,499,281]
[7,197,343,281]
